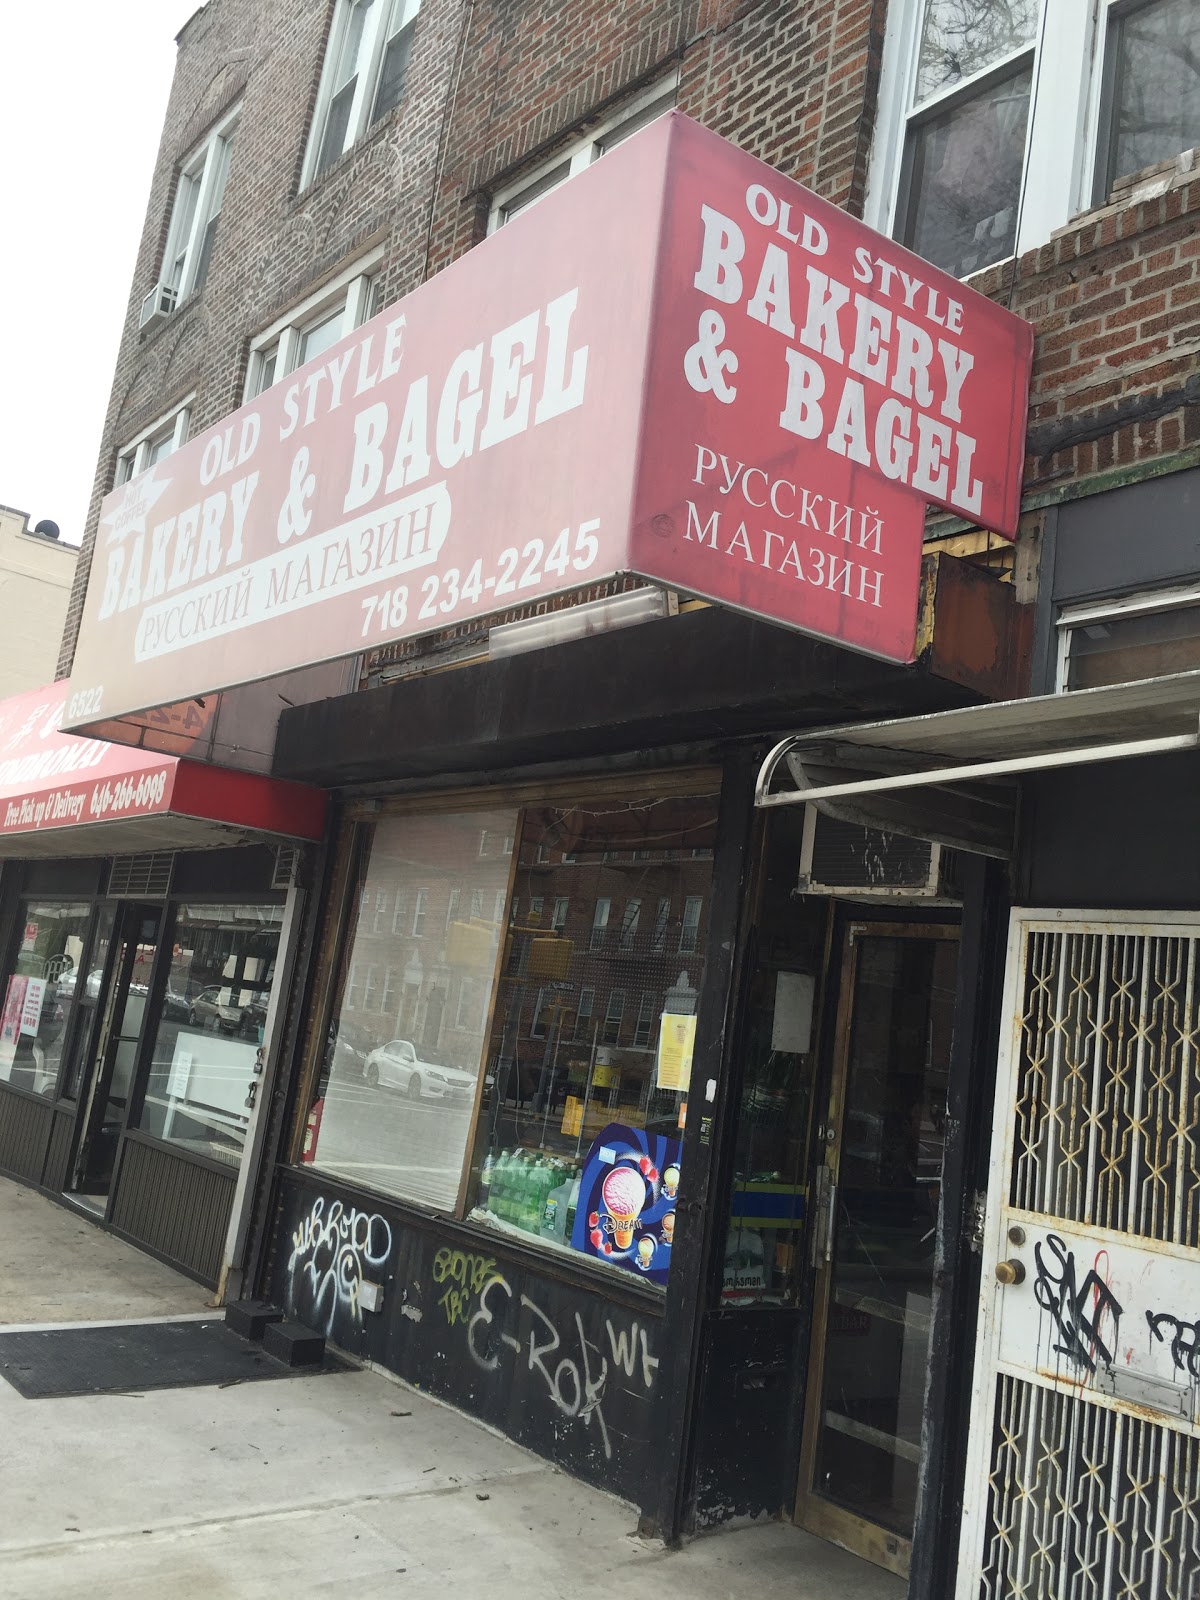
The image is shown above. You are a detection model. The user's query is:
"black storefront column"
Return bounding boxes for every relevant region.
[908,853,1010,1599]
[642,743,761,1543]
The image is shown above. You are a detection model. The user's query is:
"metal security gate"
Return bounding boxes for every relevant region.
[958,914,1200,1599]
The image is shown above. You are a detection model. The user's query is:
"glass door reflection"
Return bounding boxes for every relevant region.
[67,904,162,1210]
[796,923,958,1577]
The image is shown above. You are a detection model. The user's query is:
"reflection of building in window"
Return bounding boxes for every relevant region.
[620,899,642,950]
[575,987,595,1040]
[633,990,657,1049]
[552,897,569,931]
[652,896,671,953]
[412,888,429,936]
[680,896,703,955]
[602,989,626,1046]
[591,898,610,950]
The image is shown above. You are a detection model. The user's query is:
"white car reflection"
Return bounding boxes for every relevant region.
[362,1038,476,1104]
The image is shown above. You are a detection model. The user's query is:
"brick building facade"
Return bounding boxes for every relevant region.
[18,2,1200,1595]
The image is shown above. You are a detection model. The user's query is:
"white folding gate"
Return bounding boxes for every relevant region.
[958,913,1200,1599]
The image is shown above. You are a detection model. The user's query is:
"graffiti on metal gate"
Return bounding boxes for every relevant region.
[1032,1232,1123,1375]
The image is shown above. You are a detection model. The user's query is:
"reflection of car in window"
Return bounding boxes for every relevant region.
[363,1037,476,1104]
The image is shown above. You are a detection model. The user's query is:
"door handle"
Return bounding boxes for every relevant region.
[995,1258,1026,1286]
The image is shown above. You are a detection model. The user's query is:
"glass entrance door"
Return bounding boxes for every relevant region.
[67,903,162,1210]
[795,921,958,1576]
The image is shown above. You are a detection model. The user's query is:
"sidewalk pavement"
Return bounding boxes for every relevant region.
[0,1177,904,1600]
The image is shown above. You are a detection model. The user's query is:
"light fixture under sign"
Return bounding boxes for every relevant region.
[488,586,675,660]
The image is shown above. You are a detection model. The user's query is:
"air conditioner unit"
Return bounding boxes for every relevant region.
[139,281,178,330]
[797,805,959,902]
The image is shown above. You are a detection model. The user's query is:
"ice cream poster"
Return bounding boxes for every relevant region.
[570,1122,681,1285]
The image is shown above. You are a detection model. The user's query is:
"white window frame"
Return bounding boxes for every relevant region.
[551,896,569,932]
[865,0,1194,279]
[159,103,240,309]
[575,986,595,1041]
[244,252,382,400]
[302,0,422,189]
[488,73,679,232]
[392,891,409,935]
[114,395,194,487]
[1055,581,1200,691]
[411,887,429,936]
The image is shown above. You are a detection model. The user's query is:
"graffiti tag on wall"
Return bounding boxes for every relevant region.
[287,1195,393,1337]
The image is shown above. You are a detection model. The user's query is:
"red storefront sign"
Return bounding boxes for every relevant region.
[0,681,326,845]
[66,114,1031,731]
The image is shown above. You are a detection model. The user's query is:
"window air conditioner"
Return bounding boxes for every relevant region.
[139,282,178,330]
[797,805,958,902]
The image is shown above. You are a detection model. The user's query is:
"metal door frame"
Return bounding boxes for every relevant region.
[795,916,960,1577]
[67,899,163,1209]
[956,906,1200,1594]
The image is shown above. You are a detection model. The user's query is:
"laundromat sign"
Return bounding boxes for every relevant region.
[66,114,1032,731]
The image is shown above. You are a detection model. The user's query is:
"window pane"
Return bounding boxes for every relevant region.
[297,306,345,367]
[1107,0,1200,189]
[468,792,718,1287]
[317,81,358,176]
[1,902,93,1097]
[371,19,415,125]
[915,0,1038,103]
[1065,600,1200,691]
[902,62,1032,279]
[137,903,284,1162]
[308,809,516,1210]
[191,134,234,293]
[164,171,200,292]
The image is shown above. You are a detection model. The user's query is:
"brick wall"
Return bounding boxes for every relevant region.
[969,154,1200,497]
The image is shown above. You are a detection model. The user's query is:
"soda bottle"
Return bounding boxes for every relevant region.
[479,1150,494,1211]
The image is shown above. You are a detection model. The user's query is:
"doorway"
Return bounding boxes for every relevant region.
[65,902,163,1212]
[795,920,959,1577]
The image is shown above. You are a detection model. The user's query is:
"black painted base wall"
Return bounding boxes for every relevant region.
[268,1167,667,1508]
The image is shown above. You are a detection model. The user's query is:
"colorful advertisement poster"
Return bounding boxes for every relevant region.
[570,1122,682,1285]
[0,976,28,1081]
[65,114,1032,732]
[655,1012,696,1092]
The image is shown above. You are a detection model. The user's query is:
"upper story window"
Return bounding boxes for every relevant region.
[142,107,239,328]
[1056,584,1200,691]
[488,74,678,231]
[869,0,1200,282]
[245,255,381,399]
[304,0,421,187]
[114,397,193,487]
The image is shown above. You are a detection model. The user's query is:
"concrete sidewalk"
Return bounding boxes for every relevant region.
[0,1178,903,1600]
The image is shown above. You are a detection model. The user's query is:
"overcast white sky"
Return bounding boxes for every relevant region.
[0,2,202,544]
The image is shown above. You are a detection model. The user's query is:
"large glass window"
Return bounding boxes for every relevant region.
[466,794,717,1287]
[0,902,92,1097]
[301,787,718,1286]
[137,903,284,1163]
[310,809,516,1210]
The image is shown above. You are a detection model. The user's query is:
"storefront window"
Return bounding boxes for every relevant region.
[466,793,717,1286]
[309,809,518,1210]
[137,903,284,1163]
[301,786,718,1285]
[0,901,93,1097]
[722,809,826,1307]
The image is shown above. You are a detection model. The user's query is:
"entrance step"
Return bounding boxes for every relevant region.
[224,1300,285,1342]
[262,1319,325,1368]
